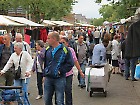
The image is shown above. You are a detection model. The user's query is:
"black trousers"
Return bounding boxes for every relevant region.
[37,72,43,95]
[94,38,99,44]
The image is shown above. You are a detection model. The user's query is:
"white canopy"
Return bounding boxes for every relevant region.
[75,23,93,27]
[5,16,44,27]
[125,16,135,22]
[42,20,56,26]
[0,15,24,26]
[80,23,93,27]
[135,7,140,15]
[103,21,110,25]
[120,19,126,24]
[51,21,73,26]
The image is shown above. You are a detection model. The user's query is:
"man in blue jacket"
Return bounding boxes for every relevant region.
[43,31,74,105]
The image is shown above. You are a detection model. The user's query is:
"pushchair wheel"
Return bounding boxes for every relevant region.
[89,90,93,97]
[104,91,107,97]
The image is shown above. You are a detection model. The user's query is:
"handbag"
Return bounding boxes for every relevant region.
[134,64,140,79]
[14,53,22,80]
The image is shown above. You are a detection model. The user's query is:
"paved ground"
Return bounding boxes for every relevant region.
[28,67,140,105]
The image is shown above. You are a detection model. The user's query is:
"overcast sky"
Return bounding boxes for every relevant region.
[72,0,110,19]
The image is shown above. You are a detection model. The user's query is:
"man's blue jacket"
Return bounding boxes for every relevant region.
[44,44,74,78]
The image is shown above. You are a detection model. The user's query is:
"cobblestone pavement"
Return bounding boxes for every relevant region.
[27,67,140,105]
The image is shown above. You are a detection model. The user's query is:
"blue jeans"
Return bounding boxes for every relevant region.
[65,75,73,105]
[125,58,138,80]
[44,77,66,105]
[14,78,30,105]
[78,63,86,86]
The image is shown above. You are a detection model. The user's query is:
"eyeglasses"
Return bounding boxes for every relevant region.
[3,38,7,40]
[61,42,66,44]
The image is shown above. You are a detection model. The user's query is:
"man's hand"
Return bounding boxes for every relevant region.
[30,70,34,75]
[80,71,85,78]
[42,77,45,83]
[0,71,4,76]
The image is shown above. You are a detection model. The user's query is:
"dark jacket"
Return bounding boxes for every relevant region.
[125,20,140,58]
[0,42,14,70]
[121,40,125,59]
[0,42,14,61]
[68,39,77,52]
[44,44,74,78]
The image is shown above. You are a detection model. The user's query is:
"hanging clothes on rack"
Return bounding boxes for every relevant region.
[31,28,40,41]
[24,28,32,45]
[40,28,47,43]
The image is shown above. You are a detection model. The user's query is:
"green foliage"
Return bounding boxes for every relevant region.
[95,0,102,3]
[95,0,140,22]
[0,0,12,14]
[91,18,104,26]
[0,0,74,22]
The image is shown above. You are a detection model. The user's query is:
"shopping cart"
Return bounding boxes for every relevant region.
[0,86,30,105]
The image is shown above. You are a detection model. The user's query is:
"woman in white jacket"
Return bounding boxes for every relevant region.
[111,35,121,74]
[0,42,33,105]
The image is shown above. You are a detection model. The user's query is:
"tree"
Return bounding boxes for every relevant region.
[97,0,140,22]
[0,0,74,22]
[0,0,12,15]
[91,18,104,26]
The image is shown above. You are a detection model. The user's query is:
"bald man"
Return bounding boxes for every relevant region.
[43,31,74,105]
[60,31,65,36]
[0,33,14,86]
[13,33,31,54]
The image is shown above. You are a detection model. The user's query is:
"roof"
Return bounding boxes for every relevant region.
[42,20,56,26]
[51,21,73,26]
[80,23,94,27]
[0,15,24,26]
[4,16,44,27]
[75,23,93,27]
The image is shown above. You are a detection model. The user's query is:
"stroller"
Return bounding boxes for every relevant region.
[85,64,109,97]
[0,86,30,105]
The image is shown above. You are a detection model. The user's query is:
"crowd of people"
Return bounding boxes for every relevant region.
[0,25,138,105]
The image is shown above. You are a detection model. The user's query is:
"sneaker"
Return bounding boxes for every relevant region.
[36,95,42,100]
[80,85,86,88]
[78,84,81,87]
[125,78,129,80]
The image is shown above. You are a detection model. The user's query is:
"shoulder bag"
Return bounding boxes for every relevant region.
[14,53,23,80]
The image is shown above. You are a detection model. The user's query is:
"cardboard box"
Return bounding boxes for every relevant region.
[85,64,109,91]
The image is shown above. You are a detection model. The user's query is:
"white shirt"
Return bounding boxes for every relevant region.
[111,40,120,60]
[36,56,42,73]
[2,51,33,79]
[92,43,106,65]
[94,30,100,38]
